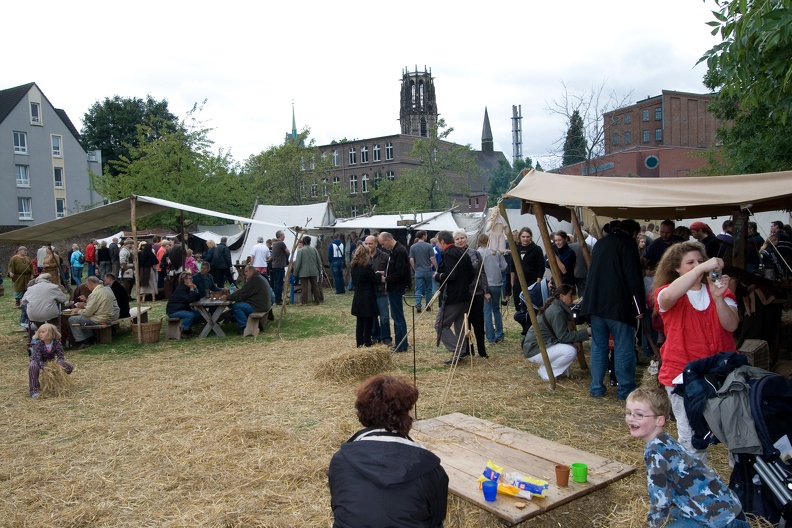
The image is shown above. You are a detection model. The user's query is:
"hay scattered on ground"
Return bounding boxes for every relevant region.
[39,360,75,397]
[314,344,392,382]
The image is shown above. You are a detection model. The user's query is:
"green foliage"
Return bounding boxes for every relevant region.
[91,103,247,229]
[80,95,180,177]
[562,110,588,167]
[700,0,792,123]
[371,119,478,212]
[488,157,533,208]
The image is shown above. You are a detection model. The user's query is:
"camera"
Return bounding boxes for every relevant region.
[708,269,722,282]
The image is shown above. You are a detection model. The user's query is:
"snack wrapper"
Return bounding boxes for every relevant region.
[482,460,503,482]
[505,471,549,497]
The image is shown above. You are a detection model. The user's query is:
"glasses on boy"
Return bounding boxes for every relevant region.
[624,411,658,420]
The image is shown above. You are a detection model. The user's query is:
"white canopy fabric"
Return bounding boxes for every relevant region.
[314,210,460,233]
[233,202,335,264]
[191,230,244,246]
[504,169,792,221]
[0,195,282,245]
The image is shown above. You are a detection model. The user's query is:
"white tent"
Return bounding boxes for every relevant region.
[233,202,335,264]
[310,210,486,242]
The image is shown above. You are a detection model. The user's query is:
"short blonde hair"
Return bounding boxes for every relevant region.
[626,386,671,419]
[34,322,62,341]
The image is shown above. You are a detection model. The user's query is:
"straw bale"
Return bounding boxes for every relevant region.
[39,360,75,397]
[314,344,392,382]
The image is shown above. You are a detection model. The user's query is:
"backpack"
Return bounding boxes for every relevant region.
[78,253,85,264]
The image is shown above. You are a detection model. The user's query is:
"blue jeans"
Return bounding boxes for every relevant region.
[71,266,83,285]
[388,289,407,351]
[372,293,391,343]
[413,270,434,308]
[484,287,504,343]
[87,262,96,278]
[232,302,253,328]
[666,516,748,528]
[589,315,637,399]
[272,268,285,304]
[331,262,345,293]
[169,310,201,330]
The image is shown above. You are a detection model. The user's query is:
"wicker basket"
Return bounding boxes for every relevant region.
[131,319,162,344]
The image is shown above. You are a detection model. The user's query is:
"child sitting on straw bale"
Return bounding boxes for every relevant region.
[28,323,73,399]
[626,386,748,528]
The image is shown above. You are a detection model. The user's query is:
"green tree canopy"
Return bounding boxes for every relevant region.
[488,157,533,207]
[372,119,478,212]
[81,95,180,177]
[91,104,247,229]
[562,110,587,167]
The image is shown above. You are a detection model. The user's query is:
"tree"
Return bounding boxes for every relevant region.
[371,119,478,212]
[488,156,534,207]
[546,81,633,174]
[81,95,180,176]
[562,110,587,167]
[700,0,792,123]
[91,103,247,229]
[700,0,792,173]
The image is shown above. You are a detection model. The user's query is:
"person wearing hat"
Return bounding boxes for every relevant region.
[22,273,69,327]
[689,222,723,260]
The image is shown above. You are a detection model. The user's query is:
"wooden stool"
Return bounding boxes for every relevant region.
[243,311,270,337]
[166,318,182,340]
[93,324,115,345]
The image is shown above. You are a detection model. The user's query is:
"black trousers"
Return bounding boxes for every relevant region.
[355,316,374,347]
[470,294,486,357]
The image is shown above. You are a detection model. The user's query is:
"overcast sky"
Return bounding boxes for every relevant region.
[5,0,720,170]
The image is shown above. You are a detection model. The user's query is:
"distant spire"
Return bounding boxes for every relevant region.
[291,101,297,139]
[482,107,494,154]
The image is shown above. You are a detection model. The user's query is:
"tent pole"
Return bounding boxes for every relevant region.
[499,202,556,390]
[534,203,563,290]
[277,225,306,335]
[132,196,142,343]
[569,207,592,267]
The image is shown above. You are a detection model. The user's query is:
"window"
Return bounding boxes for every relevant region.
[642,130,650,143]
[386,170,395,181]
[351,205,358,217]
[361,146,368,163]
[348,147,356,165]
[300,181,307,196]
[385,142,393,160]
[611,115,620,125]
[332,149,339,166]
[373,144,381,162]
[87,151,98,162]
[624,132,632,144]
[349,175,358,194]
[624,114,632,124]
[333,176,340,186]
[51,135,62,157]
[299,157,306,171]
[612,133,620,146]
[13,131,27,154]
[373,172,382,189]
[642,109,649,122]
[655,128,663,141]
[16,165,30,186]
[30,102,41,124]
[311,182,318,198]
[322,178,328,196]
[475,197,480,207]
[56,198,66,218]
[18,197,32,220]
[361,174,369,193]
[655,107,662,121]
[54,167,64,188]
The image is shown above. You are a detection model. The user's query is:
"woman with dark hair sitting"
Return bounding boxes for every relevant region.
[328,374,448,528]
[522,284,590,380]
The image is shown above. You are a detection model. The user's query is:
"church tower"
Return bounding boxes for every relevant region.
[399,66,438,137]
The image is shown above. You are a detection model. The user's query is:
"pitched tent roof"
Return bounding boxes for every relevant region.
[504,169,792,221]
[313,210,460,232]
[0,195,283,245]
[233,202,335,263]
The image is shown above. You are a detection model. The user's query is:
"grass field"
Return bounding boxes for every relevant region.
[0,288,769,527]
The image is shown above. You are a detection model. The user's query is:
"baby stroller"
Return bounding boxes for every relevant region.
[681,352,792,526]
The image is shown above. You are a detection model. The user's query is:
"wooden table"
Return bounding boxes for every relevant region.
[410,413,636,526]
[190,298,232,338]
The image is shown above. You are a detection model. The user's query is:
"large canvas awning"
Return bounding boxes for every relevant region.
[0,195,283,245]
[504,169,792,221]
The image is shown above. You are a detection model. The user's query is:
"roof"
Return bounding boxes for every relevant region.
[481,107,493,142]
[504,169,792,221]
[0,195,283,245]
[54,108,82,144]
[0,82,35,124]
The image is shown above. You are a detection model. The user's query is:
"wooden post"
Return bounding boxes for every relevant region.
[732,208,746,270]
[277,224,307,335]
[533,202,563,289]
[570,207,592,267]
[131,196,142,343]
[499,202,556,389]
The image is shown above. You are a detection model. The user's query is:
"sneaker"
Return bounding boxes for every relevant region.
[416,306,422,313]
[31,392,39,399]
[181,327,193,337]
[425,306,431,312]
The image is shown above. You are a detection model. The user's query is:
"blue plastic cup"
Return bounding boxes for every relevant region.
[482,479,498,501]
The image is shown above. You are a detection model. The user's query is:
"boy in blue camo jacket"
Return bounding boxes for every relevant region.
[626,387,749,528]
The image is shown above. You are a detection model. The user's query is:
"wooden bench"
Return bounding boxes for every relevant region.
[126,306,151,324]
[71,321,117,345]
[166,317,182,340]
[243,310,272,337]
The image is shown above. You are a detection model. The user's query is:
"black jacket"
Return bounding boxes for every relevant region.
[512,242,545,283]
[385,242,412,292]
[166,283,200,314]
[328,427,448,528]
[435,245,473,305]
[350,264,379,317]
[109,280,131,319]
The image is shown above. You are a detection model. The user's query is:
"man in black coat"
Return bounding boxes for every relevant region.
[378,232,411,352]
[434,230,474,364]
[103,273,131,319]
[581,219,644,400]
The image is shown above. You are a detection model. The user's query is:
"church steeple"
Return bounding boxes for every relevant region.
[291,102,297,139]
[399,66,438,137]
[481,107,494,155]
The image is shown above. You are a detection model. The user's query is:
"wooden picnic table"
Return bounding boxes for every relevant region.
[190,298,232,338]
[410,413,636,526]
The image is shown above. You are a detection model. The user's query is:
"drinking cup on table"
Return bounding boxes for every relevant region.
[555,464,570,487]
[205,290,211,299]
[571,462,588,483]
[481,479,498,501]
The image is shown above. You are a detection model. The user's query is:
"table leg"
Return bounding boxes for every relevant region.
[196,306,215,338]
[209,306,227,338]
